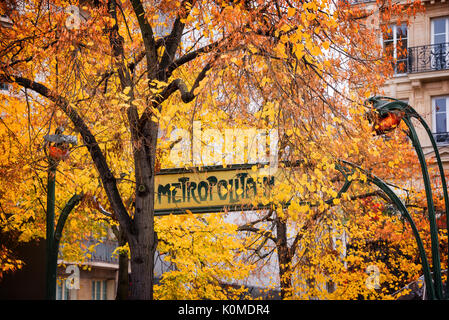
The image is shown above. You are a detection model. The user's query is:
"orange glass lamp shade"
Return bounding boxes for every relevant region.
[48,145,70,160]
[372,111,404,135]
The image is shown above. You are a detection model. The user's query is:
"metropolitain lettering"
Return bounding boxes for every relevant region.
[156,173,275,205]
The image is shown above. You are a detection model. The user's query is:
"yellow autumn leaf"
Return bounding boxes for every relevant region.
[287,7,296,17]
[123,86,131,95]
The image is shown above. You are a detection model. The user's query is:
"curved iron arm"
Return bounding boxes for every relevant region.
[46,192,83,300]
[336,160,436,299]
[369,173,436,299]
[54,193,84,248]
[367,96,448,299]
[367,96,449,221]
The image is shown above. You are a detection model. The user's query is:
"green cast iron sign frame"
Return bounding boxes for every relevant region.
[154,163,286,216]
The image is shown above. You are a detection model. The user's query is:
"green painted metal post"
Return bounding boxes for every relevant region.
[414,114,449,299]
[403,116,443,299]
[44,129,78,300]
[45,161,57,300]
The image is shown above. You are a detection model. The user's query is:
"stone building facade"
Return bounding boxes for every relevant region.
[353,0,449,163]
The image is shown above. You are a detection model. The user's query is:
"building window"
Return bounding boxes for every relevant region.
[326,280,336,294]
[432,16,449,45]
[0,82,9,91]
[0,14,13,28]
[431,16,449,70]
[56,280,70,300]
[91,280,107,300]
[383,24,408,74]
[433,96,449,144]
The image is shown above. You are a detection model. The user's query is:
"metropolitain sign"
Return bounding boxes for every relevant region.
[154,164,290,215]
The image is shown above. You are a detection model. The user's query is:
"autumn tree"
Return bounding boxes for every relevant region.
[1,0,436,300]
[184,0,430,299]
[0,0,332,299]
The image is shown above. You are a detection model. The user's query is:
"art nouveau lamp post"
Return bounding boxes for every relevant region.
[364,96,449,300]
[43,128,81,300]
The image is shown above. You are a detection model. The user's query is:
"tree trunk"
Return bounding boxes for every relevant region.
[129,240,155,299]
[115,227,129,300]
[127,120,159,300]
[275,217,293,299]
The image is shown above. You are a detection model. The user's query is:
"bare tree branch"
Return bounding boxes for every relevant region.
[166,38,224,78]
[237,225,277,243]
[158,0,198,81]
[130,0,158,78]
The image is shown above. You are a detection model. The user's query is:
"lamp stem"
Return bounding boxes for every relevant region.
[403,116,443,299]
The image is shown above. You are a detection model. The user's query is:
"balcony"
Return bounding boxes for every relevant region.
[408,43,449,74]
[433,132,449,145]
[348,0,376,4]
[85,240,119,264]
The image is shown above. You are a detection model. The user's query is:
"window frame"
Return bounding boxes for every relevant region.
[91,280,108,300]
[0,83,9,91]
[56,279,70,300]
[430,16,449,71]
[431,16,449,45]
[383,23,408,75]
[432,96,449,145]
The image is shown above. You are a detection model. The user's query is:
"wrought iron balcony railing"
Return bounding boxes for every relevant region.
[348,0,375,4]
[433,132,449,145]
[85,240,119,264]
[408,43,449,74]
